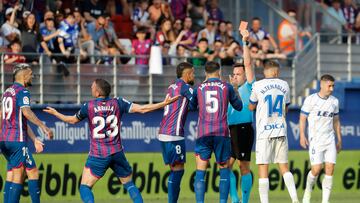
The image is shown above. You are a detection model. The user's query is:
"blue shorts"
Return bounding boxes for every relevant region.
[195,136,231,164]
[160,140,186,166]
[85,150,132,178]
[0,141,36,171]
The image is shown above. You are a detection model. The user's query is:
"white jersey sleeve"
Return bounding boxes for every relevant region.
[249,82,258,104]
[301,96,313,116]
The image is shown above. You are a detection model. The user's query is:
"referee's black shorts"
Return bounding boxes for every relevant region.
[229,122,254,161]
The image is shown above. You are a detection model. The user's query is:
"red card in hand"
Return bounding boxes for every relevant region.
[239,21,248,31]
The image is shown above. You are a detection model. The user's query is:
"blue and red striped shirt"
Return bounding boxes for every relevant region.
[1,82,31,142]
[76,97,132,157]
[191,78,242,138]
[158,79,193,141]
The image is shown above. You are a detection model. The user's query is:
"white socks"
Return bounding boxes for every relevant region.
[259,178,269,203]
[322,175,333,203]
[283,172,299,202]
[305,171,317,192]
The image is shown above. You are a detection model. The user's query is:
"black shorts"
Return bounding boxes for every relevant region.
[229,122,255,161]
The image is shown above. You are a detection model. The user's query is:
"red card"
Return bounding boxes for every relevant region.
[239,21,248,31]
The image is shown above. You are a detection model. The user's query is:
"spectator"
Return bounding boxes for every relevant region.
[173,19,183,37]
[212,39,226,63]
[100,16,131,63]
[223,40,242,65]
[32,0,47,22]
[1,6,21,46]
[355,11,360,43]
[20,12,41,63]
[249,17,279,53]
[226,21,234,37]
[161,40,172,65]
[297,0,311,30]
[55,10,65,27]
[148,0,173,29]
[86,15,106,52]
[170,0,189,20]
[82,0,105,22]
[132,0,153,33]
[74,10,95,63]
[54,13,79,76]
[259,38,287,60]
[189,0,208,32]
[191,38,215,66]
[207,0,223,23]
[155,18,175,46]
[320,0,348,37]
[343,0,358,31]
[105,0,130,17]
[169,44,190,65]
[40,17,59,57]
[278,9,311,56]
[215,21,232,47]
[177,17,196,49]
[131,27,152,65]
[197,19,216,47]
[4,40,26,64]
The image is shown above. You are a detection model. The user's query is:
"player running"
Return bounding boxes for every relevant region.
[191,61,243,203]
[158,62,195,203]
[300,74,342,203]
[227,29,255,203]
[249,60,299,203]
[0,63,53,203]
[44,78,179,203]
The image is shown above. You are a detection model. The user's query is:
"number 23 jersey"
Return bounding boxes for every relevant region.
[76,97,132,157]
[249,78,290,140]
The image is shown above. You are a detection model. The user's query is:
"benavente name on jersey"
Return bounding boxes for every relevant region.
[169,84,178,90]
[4,87,16,96]
[94,105,114,113]
[260,84,287,94]
[199,81,225,90]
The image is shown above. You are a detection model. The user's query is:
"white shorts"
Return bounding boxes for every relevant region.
[256,136,288,164]
[309,139,336,165]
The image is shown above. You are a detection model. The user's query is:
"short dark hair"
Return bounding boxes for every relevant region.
[263,59,280,69]
[198,38,208,43]
[13,63,31,81]
[94,79,111,97]
[233,62,245,70]
[8,39,21,48]
[320,74,335,82]
[252,17,261,22]
[205,61,220,74]
[176,62,193,78]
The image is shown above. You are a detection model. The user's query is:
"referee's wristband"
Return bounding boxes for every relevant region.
[242,40,250,47]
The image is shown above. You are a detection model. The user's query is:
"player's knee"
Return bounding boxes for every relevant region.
[240,163,251,175]
[26,168,39,179]
[6,171,13,182]
[119,174,133,185]
[171,163,184,171]
[12,168,25,183]
[311,166,322,176]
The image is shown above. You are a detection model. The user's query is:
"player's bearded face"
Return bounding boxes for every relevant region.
[188,69,195,86]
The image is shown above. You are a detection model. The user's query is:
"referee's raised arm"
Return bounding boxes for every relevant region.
[240,29,255,83]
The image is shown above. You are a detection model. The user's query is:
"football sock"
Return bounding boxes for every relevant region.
[28,179,40,203]
[8,182,23,203]
[168,169,184,203]
[305,171,317,193]
[258,178,269,203]
[4,181,11,203]
[229,170,240,203]
[194,170,206,203]
[322,175,333,203]
[124,181,143,203]
[219,168,230,203]
[79,184,94,203]
[283,172,299,202]
[241,172,253,203]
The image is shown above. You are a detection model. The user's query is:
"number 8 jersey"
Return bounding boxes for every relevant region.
[76,97,132,157]
[249,78,290,139]
[1,83,31,142]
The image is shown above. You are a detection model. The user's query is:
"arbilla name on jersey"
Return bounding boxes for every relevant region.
[264,123,285,130]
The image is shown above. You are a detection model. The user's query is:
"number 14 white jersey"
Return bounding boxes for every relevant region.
[249,78,290,140]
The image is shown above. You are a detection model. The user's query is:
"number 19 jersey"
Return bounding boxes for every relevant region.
[249,78,290,139]
[76,97,132,158]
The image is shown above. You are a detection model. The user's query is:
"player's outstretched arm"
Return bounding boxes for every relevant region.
[334,115,342,153]
[43,107,80,124]
[240,29,255,83]
[27,125,44,153]
[22,107,53,139]
[130,94,180,114]
[299,113,309,149]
